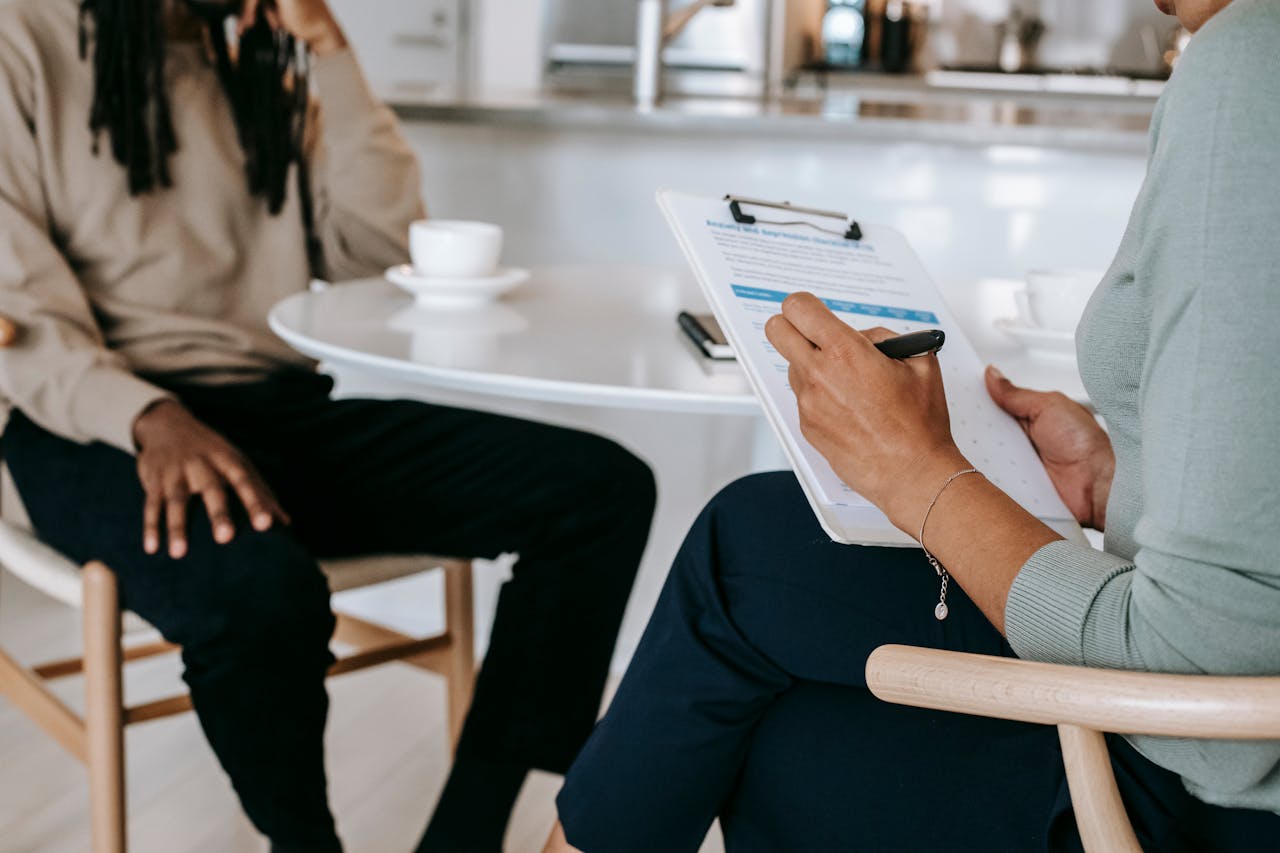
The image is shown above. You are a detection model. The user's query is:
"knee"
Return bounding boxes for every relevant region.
[177,532,334,659]
[703,471,800,525]
[568,432,658,520]
[674,472,804,583]
[607,440,658,518]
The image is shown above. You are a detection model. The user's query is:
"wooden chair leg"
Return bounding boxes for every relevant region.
[443,561,476,751]
[83,562,126,853]
[1058,724,1141,853]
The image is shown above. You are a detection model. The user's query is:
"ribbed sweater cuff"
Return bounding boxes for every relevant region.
[69,365,173,455]
[311,48,384,141]
[1005,539,1134,667]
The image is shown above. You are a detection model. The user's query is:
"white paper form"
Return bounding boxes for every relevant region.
[659,189,1082,546]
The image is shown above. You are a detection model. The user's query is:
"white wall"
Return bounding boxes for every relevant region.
[403,121,1142,285]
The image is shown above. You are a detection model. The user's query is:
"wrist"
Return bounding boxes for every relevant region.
[883,445,974,535]
[131,399,185,449]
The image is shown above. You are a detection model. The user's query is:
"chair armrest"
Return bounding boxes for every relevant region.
[865,645,1280,739]
[0,314,16,347]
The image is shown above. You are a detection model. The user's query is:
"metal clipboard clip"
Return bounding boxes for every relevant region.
[725,195,863,242]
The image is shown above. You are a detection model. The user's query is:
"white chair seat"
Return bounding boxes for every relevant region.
[0,519,85,609]
[0,520,148,634]
[0,519,456,625]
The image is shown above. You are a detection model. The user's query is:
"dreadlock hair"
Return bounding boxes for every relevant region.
[78,0,176,193]
[79,0,325,277]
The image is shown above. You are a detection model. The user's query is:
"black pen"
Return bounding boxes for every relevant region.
[874,329,946,359]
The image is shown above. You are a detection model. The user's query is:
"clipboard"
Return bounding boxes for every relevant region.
[658,188,1085,548]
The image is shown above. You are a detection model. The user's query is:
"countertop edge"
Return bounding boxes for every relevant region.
[387,95,1152,156]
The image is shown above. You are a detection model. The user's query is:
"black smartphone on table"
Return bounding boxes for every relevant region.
[677,312,735,361]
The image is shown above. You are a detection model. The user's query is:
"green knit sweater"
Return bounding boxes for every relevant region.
[1004,0,1280,814]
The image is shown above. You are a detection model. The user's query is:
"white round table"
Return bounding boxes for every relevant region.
[269,265,759,416]
[268,264,1084,413]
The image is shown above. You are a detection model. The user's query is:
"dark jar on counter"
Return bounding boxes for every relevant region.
[880,0,914,73]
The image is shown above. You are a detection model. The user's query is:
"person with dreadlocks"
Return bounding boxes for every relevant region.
[0,1,656,851]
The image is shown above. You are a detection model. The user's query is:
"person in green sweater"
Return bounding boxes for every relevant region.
[544,0,1280,850]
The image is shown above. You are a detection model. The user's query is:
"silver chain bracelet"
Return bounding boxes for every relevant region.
[918,467,981,621]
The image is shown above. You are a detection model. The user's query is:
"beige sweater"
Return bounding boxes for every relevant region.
[0,0,425,454]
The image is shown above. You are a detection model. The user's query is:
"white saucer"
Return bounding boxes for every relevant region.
[386,265,530,308]
[994,317,1077,362]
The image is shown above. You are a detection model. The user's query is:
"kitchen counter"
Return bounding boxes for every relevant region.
[384,82,1155,155]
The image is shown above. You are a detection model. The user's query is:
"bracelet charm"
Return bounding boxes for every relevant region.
[918,467,981,621]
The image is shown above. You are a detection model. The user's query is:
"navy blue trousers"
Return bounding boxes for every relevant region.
[558,472,1280,852]
[4,370,655,852]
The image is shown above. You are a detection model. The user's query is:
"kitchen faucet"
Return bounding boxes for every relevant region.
[634,0,736,109]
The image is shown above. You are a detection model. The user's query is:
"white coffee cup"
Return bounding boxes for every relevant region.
[409,220,503,278]
[1015,269,1100,333]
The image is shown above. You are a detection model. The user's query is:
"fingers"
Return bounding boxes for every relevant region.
[985,365,1043,421]
[162,471,191,560]
[781,293,874,355]
[202,488,235,544]
[860,326,898,345]
[765,313,816,365]
[142,488,162,555]
[217,455,290,532]
[189,461,236,545]
[238,0,261,34]
[145,457,286,559]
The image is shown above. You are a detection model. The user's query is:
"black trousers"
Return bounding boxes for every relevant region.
[3,370,655,852]
[557,472,1280,852]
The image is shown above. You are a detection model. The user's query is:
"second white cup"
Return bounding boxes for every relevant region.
[409,220,504,278]
[1015,269,1100,333]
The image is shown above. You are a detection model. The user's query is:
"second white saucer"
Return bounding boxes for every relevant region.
[995,317,1077,362]
[386,265,530,308]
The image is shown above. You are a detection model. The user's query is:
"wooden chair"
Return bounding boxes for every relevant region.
[865,644,1280,852]
[0,519,476,853]
[0,304,478,852]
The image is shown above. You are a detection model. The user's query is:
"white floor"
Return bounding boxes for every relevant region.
[0,568,724,853]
